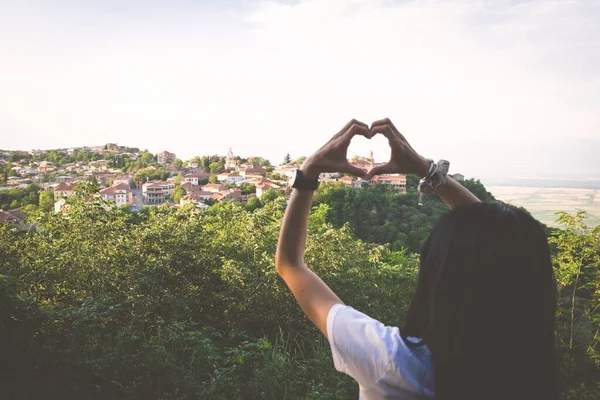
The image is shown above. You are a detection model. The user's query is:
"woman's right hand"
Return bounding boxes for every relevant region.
[365,118,431,179]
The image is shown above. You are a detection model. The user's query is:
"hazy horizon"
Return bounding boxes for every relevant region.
[1,0,599,181]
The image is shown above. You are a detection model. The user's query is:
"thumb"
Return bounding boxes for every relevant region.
[365,163,394,180]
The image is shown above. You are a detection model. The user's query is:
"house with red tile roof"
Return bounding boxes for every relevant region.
[0,209,26,225]
[201,183,228,193]
[370,174,407,191]
[256,181,284,198]
[54,182,77,201]
[99,182,133,207]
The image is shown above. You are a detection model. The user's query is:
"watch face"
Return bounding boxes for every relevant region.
[289,169,299,187]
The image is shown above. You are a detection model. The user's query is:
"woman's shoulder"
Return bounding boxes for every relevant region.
[327,304,434,398]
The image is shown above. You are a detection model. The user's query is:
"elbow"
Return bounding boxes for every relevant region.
[275,248,299,276]
[274,251,288,276]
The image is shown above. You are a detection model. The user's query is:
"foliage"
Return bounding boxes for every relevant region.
[0,199,416,399]
[246,196,262,212]
[249,157,271,167]
[294,156,307,165]
[283,153,291,164]
[133,168,169,184]
[239,183,256,195]
[0,177,598,398]
[0,184,40,209]
[172,187,187,203]
[261,189,286,203]
[39,189,54,212]
[209,162,225,174]
[550,211,600,396]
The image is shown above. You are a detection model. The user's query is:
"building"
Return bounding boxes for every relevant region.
[54,198,67,213]
[7,177,25,185]
[201,183,228,193]
[319,172,340,179]
[99,182,132,207]
[182,173,208,186]
[216,172,244,184]
[239,167,266,178]
[273,165,297,179]
[370,174,407,191]
[180,190,213,207]
[112,176,132,186]
[255,181,284,198]
[225,148,237,170]
[339,176,364,188]
[212,188,242,203]
[180,192,210,210]
[157,151,176,165]
[54,182,77,201]
[142,181,175,204]
[38,161,56,172]
[450,173,464,181]
[0,209,26,225]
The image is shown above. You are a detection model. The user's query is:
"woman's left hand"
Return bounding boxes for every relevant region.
[301,119,372,179]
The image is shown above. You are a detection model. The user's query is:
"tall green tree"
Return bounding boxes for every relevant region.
[39,189,54,212]
[550,211,600,395]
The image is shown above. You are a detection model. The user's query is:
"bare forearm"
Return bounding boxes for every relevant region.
[436,176,480,209]
[275,189,314,271]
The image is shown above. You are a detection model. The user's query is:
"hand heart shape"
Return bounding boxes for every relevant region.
[301,118,430,181]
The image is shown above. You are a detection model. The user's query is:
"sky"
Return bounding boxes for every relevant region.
[1,0,599,180]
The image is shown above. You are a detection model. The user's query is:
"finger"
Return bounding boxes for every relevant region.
[365,163,395,180]
[339,123,371,145]
[334,119,369,139]
[370,118,398,131]
[370,118,403,139]
[339,163,367,178]
[369,124,398,143]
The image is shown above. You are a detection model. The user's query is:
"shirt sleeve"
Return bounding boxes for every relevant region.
[326,304,398,389]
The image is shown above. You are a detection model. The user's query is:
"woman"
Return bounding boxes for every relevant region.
[275,119,558,399]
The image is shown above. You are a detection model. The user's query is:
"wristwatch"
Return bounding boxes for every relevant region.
[290,169,320,191]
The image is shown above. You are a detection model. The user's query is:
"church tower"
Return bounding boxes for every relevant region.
[368,150,374,167]
[225,148,237,170]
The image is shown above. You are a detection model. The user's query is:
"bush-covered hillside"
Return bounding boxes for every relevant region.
[0,181,598,399]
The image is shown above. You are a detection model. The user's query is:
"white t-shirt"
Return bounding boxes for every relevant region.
[327,304,434,399]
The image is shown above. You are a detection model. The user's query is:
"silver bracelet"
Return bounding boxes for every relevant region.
[418,159,450,206]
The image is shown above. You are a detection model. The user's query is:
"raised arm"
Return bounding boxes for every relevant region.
[275,120,371,337]
[365,118,480,209]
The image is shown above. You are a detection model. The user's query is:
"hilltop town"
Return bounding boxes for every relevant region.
[0,143,461,224]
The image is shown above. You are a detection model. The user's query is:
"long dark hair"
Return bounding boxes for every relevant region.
[403,202,558,400]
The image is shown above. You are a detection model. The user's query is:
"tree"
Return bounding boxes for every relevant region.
[245,196,261,211]
[74,181,99,196]
[173,173,184,186]
[260,189,284,203]
[172,187,187,203]
[283,153,291,164]
[294,156,307,165]
[239,183,256,195]
[39,189,54,212]
[250,157,271,167]
[173,159,183,168]
[550,211,600,390]
[209,162,224,174]
[459,178,495,202]
[208,175,218,184]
